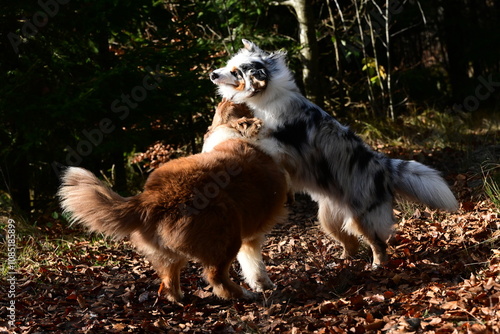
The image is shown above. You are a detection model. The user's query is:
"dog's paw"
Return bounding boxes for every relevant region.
[250,277,276,292]
[232,117,263,138]
[158,282,184,303]
[240,288,259,300]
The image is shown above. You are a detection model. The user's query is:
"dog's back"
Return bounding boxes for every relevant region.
[137,138,288,238]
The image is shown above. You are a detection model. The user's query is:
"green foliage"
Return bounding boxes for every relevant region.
[354,108,468,151]
[483,164,500,212]
[362,57,386,86]
[0,0,296,216]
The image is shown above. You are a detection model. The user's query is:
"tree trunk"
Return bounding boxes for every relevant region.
[327,1,347,117]
[96,17,127,194]
[284,0,323,107]
[385,0,394,120]
[8,156,31,213]
[441,0,468,101]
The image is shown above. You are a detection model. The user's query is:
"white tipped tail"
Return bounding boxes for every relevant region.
[392,160,459,211]
[58,167,142,238]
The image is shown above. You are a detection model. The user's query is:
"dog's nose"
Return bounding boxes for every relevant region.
[210,72,219,80]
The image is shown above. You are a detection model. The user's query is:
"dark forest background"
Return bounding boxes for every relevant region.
[1,0,499,218]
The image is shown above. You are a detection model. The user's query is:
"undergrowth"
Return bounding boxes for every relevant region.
[0,215,122,278]
[353,108,499,151]
[483,163,500,212]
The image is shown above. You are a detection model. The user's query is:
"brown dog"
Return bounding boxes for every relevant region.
[58,102,288,302]
[205,99,256,136]
[203,99,295,203]
[203,99,262,151]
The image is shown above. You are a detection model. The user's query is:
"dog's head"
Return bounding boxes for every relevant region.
[202,99,263,152]
[210,40,288,102]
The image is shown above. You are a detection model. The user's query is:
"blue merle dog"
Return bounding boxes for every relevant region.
[209,39,458,266]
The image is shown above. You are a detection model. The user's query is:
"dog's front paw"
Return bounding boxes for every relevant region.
[232,117,263,138]
[240,288,259,300]
[251,277,276,292]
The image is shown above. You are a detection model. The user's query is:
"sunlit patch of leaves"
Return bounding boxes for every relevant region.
[131,142,179,171]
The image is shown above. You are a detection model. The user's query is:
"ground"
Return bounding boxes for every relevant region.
[1,146,499,333]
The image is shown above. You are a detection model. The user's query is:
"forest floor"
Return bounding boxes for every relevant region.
[1,140,500,333]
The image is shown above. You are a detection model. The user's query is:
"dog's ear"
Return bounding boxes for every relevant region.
[242,39,257,52]
[268,50,287,61]
[242,39,268,55]
[242,39,272,59]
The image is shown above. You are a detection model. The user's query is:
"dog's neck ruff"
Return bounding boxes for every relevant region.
[244,67,304,129]
[250,87,324,133]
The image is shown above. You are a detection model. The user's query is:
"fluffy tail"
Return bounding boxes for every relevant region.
[391,159,459,211]
[58,167,143,239]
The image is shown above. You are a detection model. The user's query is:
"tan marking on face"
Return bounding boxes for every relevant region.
[230,67,246,91]
[250,77,267,92]
[234,80,246,90]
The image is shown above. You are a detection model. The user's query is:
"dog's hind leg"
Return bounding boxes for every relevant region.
[318,199,360,259]
[365,232,388,268]
[203,260,257,300]
[203,238,257,300]
[150,255,187,302]
[355,202,395,267]
[237,235,275,292]
[131,231,188,302]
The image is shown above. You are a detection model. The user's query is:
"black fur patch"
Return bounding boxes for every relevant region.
[351,197,362,210]
[366,199,382,213]
[384,158,395,197]
[316,155,331,182]
[301,103,323,125]
[273,119,308,151]
[373,170,386,199]
[349,145,374,172]
[343,129,362,143]
[273,105,323,152]
[366,160,393,213]
[314,154,343,195]
[250,61,266,70]
[241,62,268,78]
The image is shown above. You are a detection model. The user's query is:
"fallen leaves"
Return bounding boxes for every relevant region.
[1,172,499,333]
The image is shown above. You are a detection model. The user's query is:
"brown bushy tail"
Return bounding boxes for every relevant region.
[58,167,143,239]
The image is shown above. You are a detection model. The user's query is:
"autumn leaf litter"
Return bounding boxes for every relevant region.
[1,151,500,333]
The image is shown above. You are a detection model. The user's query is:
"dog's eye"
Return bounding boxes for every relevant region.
[230,70,242,78]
